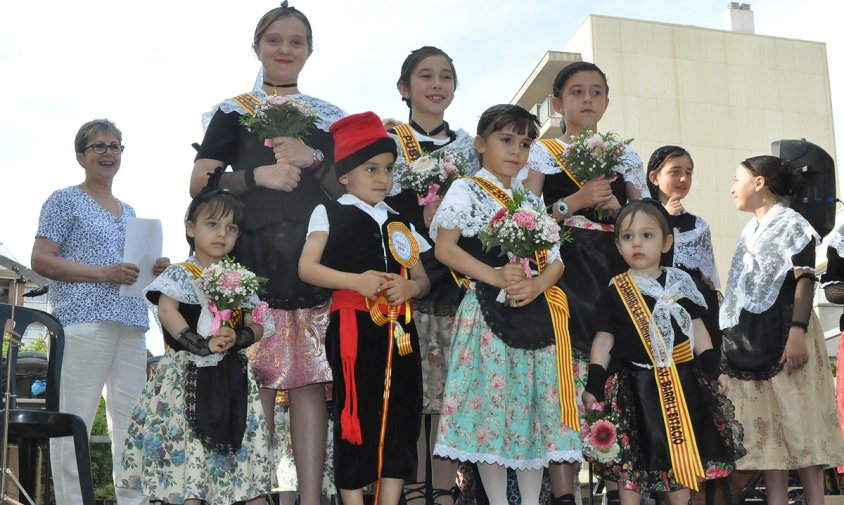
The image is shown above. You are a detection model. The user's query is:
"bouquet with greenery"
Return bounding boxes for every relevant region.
[563,130,634,219]
[239,95,318,147]
[196,257,267,332]
[399,150,470,205]
[479,188,572,305]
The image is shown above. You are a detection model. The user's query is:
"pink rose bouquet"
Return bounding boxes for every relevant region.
[478,188,572,305]
[196,257,267,333]
[398,150,469,205]
[563,130,634,220]
[580,402,621,464]
[239,95,318,147]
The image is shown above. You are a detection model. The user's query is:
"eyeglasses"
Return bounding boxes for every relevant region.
[83,142,125,155]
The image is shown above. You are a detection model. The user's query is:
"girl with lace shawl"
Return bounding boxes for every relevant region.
[383,46,481,500]
[119,190,275,504]
[385,46,481,409]
[582,200,741,505]
[188,4,346,503]
[721,155,844,505]
[645,146,722,348]
[430,105,574,505]
[522,60,647,505]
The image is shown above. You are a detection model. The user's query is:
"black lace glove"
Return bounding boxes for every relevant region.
[177,328,212,356]
[232,326,257,351]
[697,348,720,382]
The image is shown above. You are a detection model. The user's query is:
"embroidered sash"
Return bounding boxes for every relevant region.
[393,124,424,165]
[613,271,704,491]
[538,139,582,188]
[231,93,261,116]
[465,177,578,431]
[538,140,615,233]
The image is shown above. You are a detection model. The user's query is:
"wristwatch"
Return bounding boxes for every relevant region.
[556,198,570,218]
[310,149,325,170]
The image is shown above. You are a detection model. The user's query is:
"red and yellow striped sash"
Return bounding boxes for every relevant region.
[393,124,424,165]
[538,139,583,188]
[231,93,261,116]
[612,271,704,491]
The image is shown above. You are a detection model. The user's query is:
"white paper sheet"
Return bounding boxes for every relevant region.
[120,217,163,298]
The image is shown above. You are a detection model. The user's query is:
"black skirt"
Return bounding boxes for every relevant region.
[560,227,628,354]
[594,363,743,492]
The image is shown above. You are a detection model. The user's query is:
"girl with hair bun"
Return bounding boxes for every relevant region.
[523,60,647,505]
[384,45,480,498]
[189,4,346,504]
[646,146,721,348]
[721,155,844,505]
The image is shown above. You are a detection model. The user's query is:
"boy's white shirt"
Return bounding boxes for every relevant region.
[306,194,432,259]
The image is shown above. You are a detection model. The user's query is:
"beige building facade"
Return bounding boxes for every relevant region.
[511,10,839,346]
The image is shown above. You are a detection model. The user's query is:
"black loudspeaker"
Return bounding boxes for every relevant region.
[771,138,837,238]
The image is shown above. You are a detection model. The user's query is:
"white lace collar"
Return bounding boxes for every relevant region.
[630,267,707,367]
[719,204,819,329]
[201,89,347,133]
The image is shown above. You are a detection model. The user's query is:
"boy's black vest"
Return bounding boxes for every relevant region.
[321,200,410,276]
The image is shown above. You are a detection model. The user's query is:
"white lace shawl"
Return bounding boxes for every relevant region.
[673,212,721,290]
[201,89,347,133]
[829,229,844,258]
[820,229,844,288]
[525,138,649,198]
[429,168,562,265]
[143,258,275,367]
[387,129,481,197]
[630,268,707,367]
[719,204,819,329]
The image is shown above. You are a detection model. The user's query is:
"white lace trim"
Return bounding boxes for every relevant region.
[673,213,721,290]
[433,444,581,469]
[143,258,273,367]
[527,138,648,197]
[630,268,707,367]
[201,90,347,133]
[720,204,819,329]
[429,169,561,264]
[829,230,844,258]
[388,129,481,197]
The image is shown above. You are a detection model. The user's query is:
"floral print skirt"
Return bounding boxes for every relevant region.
[594,363,743,493]
[727,312,844,470]
[433,290,582,469]
[416,311,456,413]
[118,348,275,503]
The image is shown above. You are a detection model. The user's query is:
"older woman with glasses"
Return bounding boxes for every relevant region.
[31,118,169,505]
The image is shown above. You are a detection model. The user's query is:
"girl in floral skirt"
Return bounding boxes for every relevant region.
[431,104,576,505]
[118,189,275,504]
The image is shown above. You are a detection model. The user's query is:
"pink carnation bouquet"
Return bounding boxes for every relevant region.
[239,95,318,148]
[196,257,268,334]
[563,130,634,220]
[580,402,621,464]
[478,188,572,306]
[398,150,470,205]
